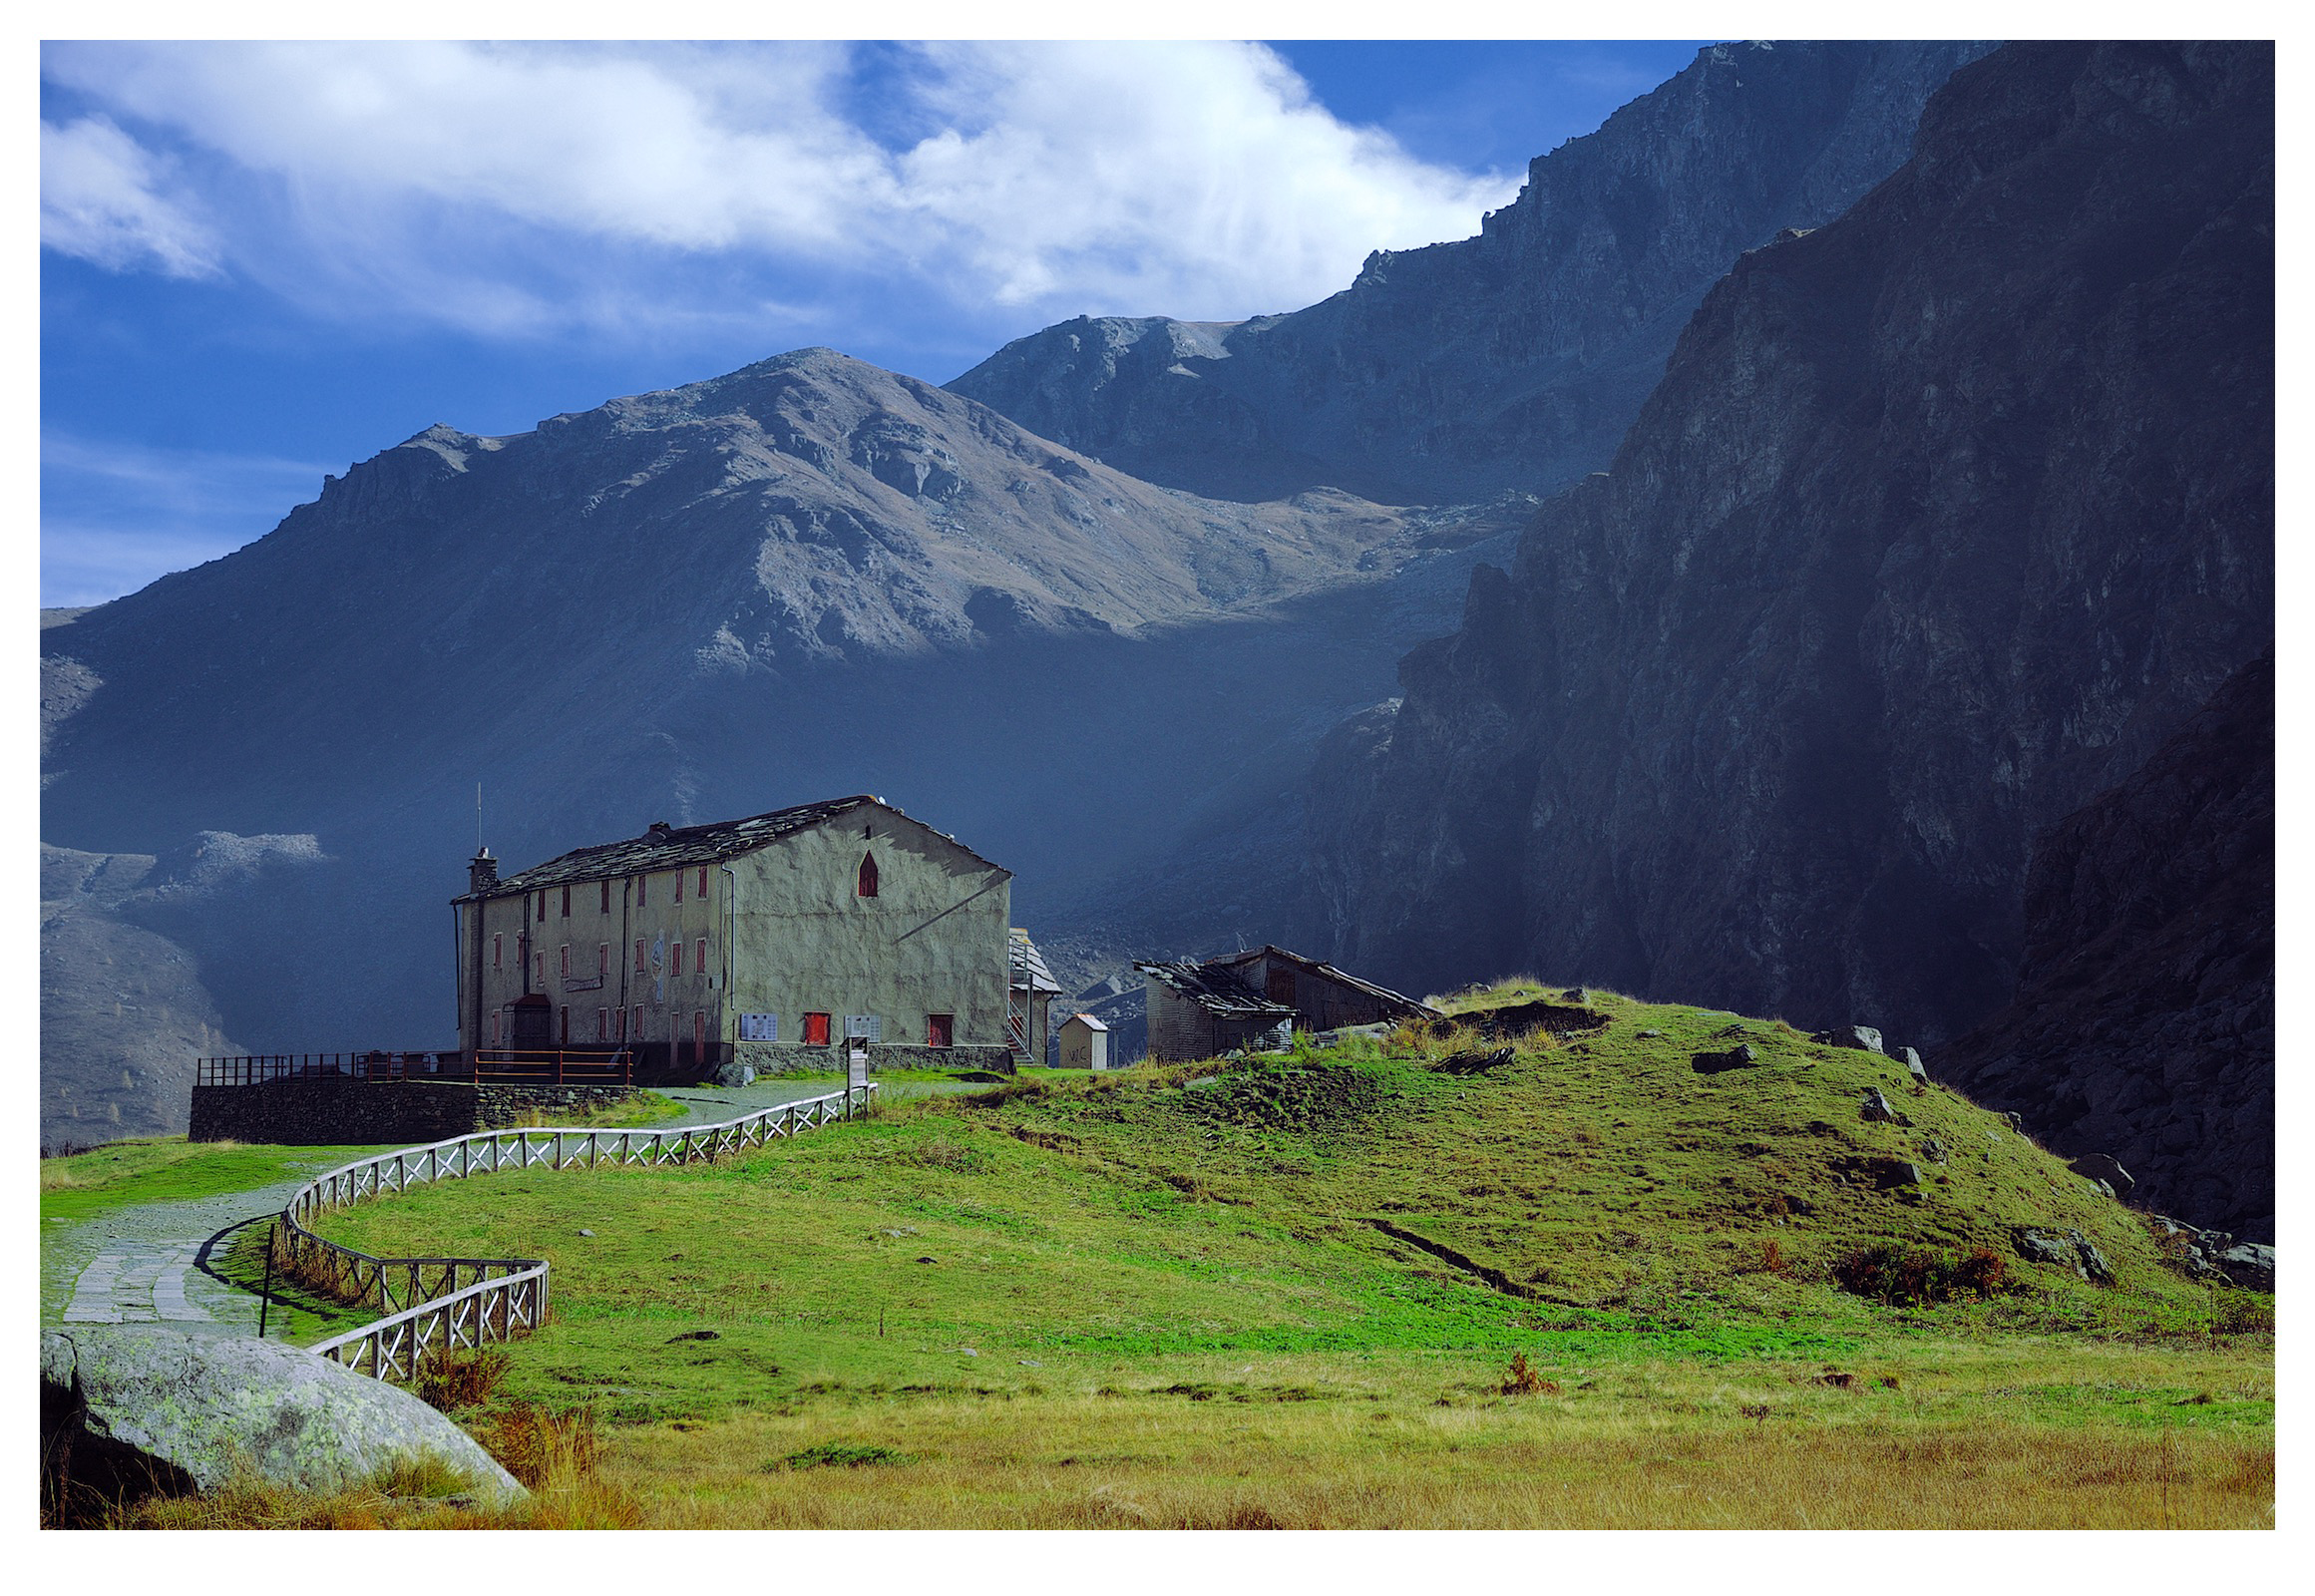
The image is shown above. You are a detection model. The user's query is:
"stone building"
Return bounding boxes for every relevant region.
[454,795,1017,1077]
[1136,945,1436,1062]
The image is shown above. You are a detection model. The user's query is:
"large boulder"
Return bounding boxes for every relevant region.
[41,1327,523,1512]
[2215,1243,2275,1292]
[1813,1026,1886,1054]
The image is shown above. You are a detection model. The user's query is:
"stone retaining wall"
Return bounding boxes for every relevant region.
[189,1078,638,1145]
[734,1040,1013,1076]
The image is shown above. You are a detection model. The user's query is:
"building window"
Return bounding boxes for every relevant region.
[634,939,647,974]
[697,867,709,898]
[630,1005,643,1039]
[492,933,502,970]
[560,944,570,980]
[600,880,610,914]
[559,1005,570,1045]
[637,874,646,907]
[674,870,683,903]
[671,941,684,978]
[927,1013,954,1048]
[695,937,707,978]
[535,952,545,987]
[562,884,572,917]
[803,1011,832,1045]
[596,1007,608,1042]
[858,853,879,898]
[597,944,609,976]
[536,892,546,923]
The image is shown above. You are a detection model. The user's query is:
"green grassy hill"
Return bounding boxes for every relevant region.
[272,984,2269,1528]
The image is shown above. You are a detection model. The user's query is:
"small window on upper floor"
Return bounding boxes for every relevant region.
[600,880,611,914]
[492,933,502,970]
[671,941,684,978]
[634,939,647,974]
[637,874,646,907]
[674,870,683,903]
[536,892,547,923]
[858,853,879,898]
[695,937,707,977]
[561,884,572,917]
[697,867,709,898]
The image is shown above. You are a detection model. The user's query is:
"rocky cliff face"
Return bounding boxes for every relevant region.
[1936,654,2272,1241]
[948,40,1994,506]
[41,349,1525,1130]
[1310,39,2273,1185]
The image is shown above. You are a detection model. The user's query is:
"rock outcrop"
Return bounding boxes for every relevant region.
[1309,43,2272,1225]
[949,41,1994,505]
[41,1327,522,1517]
[1938,654,2272,1241]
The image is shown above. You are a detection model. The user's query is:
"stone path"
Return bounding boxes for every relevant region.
[63,1241,212,1324]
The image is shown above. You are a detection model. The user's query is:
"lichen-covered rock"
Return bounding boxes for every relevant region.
[41,1327,523,1506]
[1814,1027,1886,1055]
[1896,1046,1929,1082]
[1859,1088,1898,1123]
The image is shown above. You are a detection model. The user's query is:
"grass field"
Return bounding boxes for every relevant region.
[240,984,2271,1529]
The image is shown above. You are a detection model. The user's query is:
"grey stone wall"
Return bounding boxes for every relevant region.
[189,1078,639,1145]
[735,1040,1012,1076]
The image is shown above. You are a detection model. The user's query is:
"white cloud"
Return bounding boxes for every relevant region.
[39,41,1517,336]
[41,115,221,278]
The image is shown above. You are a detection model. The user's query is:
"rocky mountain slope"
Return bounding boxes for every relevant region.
[1936,653,2272,1241]
[948,40,1994,506]
[1308,41,2272,1233]
[41,349,1526,1133]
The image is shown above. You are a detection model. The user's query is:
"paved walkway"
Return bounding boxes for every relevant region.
[42,1076,977,1334]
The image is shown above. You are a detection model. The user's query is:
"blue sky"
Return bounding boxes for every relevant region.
[40,40,1709,607]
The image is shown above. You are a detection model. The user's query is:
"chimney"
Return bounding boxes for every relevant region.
[647,821,674,841]
[468,847,499,895]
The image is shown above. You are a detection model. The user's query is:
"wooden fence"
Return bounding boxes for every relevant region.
[277,1083,877,1381]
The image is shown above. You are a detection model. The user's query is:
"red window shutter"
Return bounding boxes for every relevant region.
[598,944,609,975]
[560,944,570,979]
[536,892,546,922]
[695,937,707,976]
[675,871,683,903]
[671,942,683,977]
[928,1013,953,1048]
[634,939,646,974]
[637,875,646,906]
[698,867,709,898]
[492,934,502,970]
[596,1007,608,1041]
[562,885,571,917]
[858,854,879,897]
[600,880,610,913]
[804,1011,831,1045]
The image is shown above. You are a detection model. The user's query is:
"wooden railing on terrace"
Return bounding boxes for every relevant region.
[199,1049,634,1088]
[273,1083,877,1382]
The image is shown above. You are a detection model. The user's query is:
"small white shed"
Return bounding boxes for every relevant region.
[1057,1012,1111,1070]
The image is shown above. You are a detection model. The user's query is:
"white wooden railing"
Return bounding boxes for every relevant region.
[276,1083,877,1382]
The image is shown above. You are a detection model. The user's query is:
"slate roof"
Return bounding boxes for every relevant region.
[1210,945,1440,1018]
[459,794,1007,902]
[1062,1013,1110,1032]
[1134,960,1295,1018]
[1009,929,1063,995]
